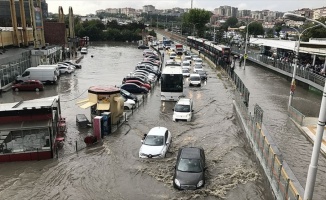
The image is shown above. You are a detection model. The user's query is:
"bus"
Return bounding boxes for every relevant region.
[161,66,184,101]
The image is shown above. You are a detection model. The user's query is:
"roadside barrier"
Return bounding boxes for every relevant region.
[288,105,305,126]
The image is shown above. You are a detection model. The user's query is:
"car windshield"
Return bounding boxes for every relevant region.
[195,65,202,69]
[144,135,164,146]
[198,71,206,75]
[175,104,190,112]
[121,89,131,96]
[190,76,200,81]
[182,69,189,73]
[177,158,202,172]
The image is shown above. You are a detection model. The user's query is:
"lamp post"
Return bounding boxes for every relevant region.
[244,20,256,70]
[0,28,3,49]
[284,12,326,200]
[191,23,199,36]
[287,24,320,109]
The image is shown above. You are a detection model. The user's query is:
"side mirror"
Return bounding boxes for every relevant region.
[141,140,144,143]
[166,142,170,145]
[172,109,174,111]
[192,110,194,112]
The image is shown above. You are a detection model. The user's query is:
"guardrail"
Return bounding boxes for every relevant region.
[234,92,304,200]
[288,105,305,126]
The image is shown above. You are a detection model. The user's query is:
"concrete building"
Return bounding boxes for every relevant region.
[121,7,136,17]
[106,8,120,14]
[143,5,155,13]
[238,10,251,18]
[294,8,313,19]
[0,0,48,26]
[313,7,326,20]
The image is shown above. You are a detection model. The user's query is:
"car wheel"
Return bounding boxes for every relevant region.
[35,88,40,92]
[15,88,19,92]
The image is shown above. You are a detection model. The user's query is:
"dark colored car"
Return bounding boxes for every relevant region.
[173,147,207,190]
[197,70,207,81]
[121,83,149,94]
[138,45,149,49]
[120,89,138,103]
[125,80,151,90]
[12,80,44,92]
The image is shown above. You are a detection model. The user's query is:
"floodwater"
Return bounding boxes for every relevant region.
[0,42,274,200]
[234,62,326,200]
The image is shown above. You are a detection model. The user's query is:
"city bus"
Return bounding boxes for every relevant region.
[161,66,184,101]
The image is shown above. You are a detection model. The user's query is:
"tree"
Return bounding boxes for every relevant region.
[266,29,274,38]
[274,21,284,37]
[248,22,265,37]
[301,17,326,42]
[182,8,212,37]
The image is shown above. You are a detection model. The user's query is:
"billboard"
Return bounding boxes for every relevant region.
[34,7,43,29]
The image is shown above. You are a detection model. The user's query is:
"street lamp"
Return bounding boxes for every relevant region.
[243,20,256,70]
[287,24,320,109]
[191,23,199,36]
[284,12,326,200]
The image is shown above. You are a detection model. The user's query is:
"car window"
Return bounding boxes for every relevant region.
[175,104,190,112]
[190,76,200,81]
[144,135,164,146]
[177,158,202,172]
[165,131,168,142]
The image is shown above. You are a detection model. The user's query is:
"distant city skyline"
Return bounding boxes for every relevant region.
[47,0,326,15]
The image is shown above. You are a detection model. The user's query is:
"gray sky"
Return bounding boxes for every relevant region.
[47,0,326,15]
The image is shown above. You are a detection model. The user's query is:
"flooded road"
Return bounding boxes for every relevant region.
[0,42,273,199]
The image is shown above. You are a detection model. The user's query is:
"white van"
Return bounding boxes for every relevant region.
[38,65,60,77]
[16,67,58,84]
[173,98,193,122]
[81,47,88,54]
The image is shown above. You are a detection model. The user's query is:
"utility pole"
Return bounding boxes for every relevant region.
[19,0,28,46]
[156,16,158,29]
[213,26,216,42]
[9,0,19,47]
[191,0,193,9]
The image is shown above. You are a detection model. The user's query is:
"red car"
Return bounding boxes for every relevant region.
[125,80,151,90]
[12,80,44,92]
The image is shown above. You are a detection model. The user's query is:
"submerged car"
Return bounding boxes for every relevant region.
[139,127,172,158]
[173,147,207,190]
[173,98,193,122]
[12,80,44,92]
[197,70,207,81]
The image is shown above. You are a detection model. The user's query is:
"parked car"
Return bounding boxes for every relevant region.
[16,67,58,84]
[120,89,138,103]
[123,97,136,110]
[120,83,149,94]
[139,127,172,158]
[125,80,151,90]
[189,74,201,87]
[58,62,76,70]
[58,65,74,74]
[197,70,207,81]
[12,80,44,92]
[173,98,193,122]
[173,147,207,190]
[64,61,82,69]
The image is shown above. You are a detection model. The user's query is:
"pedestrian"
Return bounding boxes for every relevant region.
[239,58,243,67]
[198,49,201,56]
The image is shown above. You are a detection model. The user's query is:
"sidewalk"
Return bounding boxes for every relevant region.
[298,117,326,156]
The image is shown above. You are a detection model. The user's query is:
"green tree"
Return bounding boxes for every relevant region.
[266,29,274,38]
[274,21,284,37]
[182,8,212,37]
[301,17,326,41]
[248,22,265,36]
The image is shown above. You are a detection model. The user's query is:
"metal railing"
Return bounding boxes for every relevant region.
[288,106,306,126]
[234,92,304,200]
[231,46,325,90]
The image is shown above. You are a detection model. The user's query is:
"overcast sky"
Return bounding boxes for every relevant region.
[47,0,326,15]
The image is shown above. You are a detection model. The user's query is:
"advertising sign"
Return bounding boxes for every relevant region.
[34,7,42,29]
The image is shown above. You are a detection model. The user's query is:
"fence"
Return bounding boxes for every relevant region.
[234,91,304,200]
[288,106,306,126]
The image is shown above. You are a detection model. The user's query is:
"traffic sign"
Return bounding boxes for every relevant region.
[244,54,248,59]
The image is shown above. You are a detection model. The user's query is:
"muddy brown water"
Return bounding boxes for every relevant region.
[0,42,274,200]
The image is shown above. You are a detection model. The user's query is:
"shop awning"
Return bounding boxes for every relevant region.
[79,101,97,109]
[97,103,110,110]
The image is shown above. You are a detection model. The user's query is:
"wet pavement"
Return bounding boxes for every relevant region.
[0,42,273,199]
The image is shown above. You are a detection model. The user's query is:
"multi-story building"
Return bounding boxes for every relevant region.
[143,5,155,13]
[251,11,264,20]
[121,7,136,17]
[313,7,326,20]
[106,8,120,14]
[214,5,238,17]
[294,8,313,19]
[238,10,251,18]
[0,0,48,26]
[96,9,106,15]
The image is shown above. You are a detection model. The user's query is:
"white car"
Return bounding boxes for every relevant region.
[169,52,177,59]
[58,62,76,70]
[58,65,74,74]
[182,61,191,70]
[182,68,190,77]
[173,98,193,122]
[123,98,136,110]
[81,47,88,54]
[193,58,203,65]
[189,73,201,87]
[139,127,172,158]
[193,64,203,73]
